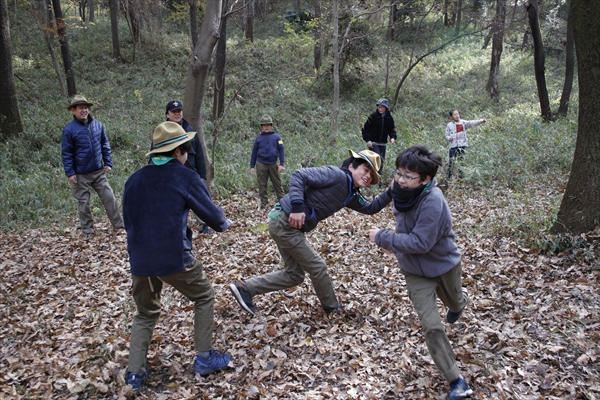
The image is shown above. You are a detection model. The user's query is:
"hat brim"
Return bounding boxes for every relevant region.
[146,131,196,156]
[68,102,94,109]
[348,149,380,185]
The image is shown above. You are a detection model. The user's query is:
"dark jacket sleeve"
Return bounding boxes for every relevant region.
[99,121,113,168]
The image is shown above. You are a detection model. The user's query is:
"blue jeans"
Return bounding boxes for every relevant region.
[447,147,466,179]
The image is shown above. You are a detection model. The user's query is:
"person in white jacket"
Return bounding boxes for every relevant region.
[445,109,486,179]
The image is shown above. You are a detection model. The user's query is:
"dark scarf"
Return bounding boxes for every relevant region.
[392,180,432,212]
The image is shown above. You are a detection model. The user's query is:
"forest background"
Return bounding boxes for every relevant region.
[1,0,599,399]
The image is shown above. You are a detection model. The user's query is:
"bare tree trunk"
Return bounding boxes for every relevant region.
[89,0,94,22]
[51,0,77,96]
[486,0,506,103]
[157,0,162,30]
[454,0,463,35]
[444,0,450,26]
[332,0,340,141]
[190,0,198,50]
[0,0,23,138]
[109,0,122,60]
[553,0,600,234]
[557,4,574,117]
[386,0,396,40]
[39,0,66,96]
[313,0,322,71]
[526,0,552,121]
[212,7,227,121]
[244,0,254,42]
[183,0,222,191]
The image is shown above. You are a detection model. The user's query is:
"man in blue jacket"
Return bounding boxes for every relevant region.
[61,95,123,234]
[122,122,233,392]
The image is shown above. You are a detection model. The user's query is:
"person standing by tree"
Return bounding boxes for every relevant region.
[123,122,233,392]
[249,114,285,209]
[362,98,397,179]
[445,109,486,179]
[369,145,472,400]
[61,95,123,234]
[163,100,213,234]
[230,150,392,316]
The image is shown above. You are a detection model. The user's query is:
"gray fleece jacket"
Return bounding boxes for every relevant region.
[279,165,392,232]
[374,182,461,278]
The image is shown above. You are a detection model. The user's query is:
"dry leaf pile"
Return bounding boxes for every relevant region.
[1,182,598,399]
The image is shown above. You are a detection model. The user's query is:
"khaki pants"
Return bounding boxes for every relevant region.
[245,210,338,311]
[70,169,123,233]
[402,262,468,383]
[256,162,284,208]
[127,259,215,373]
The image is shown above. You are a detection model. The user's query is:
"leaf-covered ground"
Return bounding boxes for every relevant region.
[1,182,599,399]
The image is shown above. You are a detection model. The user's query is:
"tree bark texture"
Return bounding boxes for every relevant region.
[332,0,340,139]
[39,0,66,96]
[183,0,222,188]
[313,0,322,71]
[454,0,463,35]
[109,0,121,60]
[553,0,600,234]
[212,11,226,121]
[190,0,198,50]
[525,0,552,121]
[0,0,23,138]
[244,0,253,42]
[51,0,76,96]
[557,5,574,117]
[486,0,506,103]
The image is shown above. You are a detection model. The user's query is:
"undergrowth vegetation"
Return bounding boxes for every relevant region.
[1,3,578,246]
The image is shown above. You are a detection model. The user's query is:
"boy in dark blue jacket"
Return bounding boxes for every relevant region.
[122,122,232,392]
[250,114,285,209]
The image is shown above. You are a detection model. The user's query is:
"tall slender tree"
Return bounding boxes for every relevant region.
[486,0,506,102]
[526,0,552,121]
[0,0,23,138]
[183,0,223,189]
[552,0,600,234]
[51,0,76,96]
[557,1,574,117]
[38,0,66,96]
[109,0,122,60]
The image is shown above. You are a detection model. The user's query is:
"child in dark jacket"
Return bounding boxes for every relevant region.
[369,145,473,400]
[231,150,392,316]
[122,122,233,393]
[362,98,397,176]
[250,114,285,209]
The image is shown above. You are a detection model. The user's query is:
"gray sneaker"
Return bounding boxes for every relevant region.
[446,288,469,324]
[229,281,256,315]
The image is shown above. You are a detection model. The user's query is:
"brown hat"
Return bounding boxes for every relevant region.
[146,122,196,156]
[348,149,381,185]
[67,95,94,109]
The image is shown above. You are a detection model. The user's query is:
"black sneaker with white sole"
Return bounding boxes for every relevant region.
[446,287,469,324]
[229,281,256,315]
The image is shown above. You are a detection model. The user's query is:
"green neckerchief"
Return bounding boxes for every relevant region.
[151,155,174,166]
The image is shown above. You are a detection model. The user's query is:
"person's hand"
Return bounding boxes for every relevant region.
[104,166,111,173]
[367,141,373,149]
[369,226,380,243]
[448,137,454,141]
[482,118,487,123]
[288,212,305,229]
[68,175,77,184]
[250,168,255,176]
[278,165,285,173]
[390,138,395,145]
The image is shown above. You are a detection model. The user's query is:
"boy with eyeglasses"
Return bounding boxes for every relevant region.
[368,145,473,400]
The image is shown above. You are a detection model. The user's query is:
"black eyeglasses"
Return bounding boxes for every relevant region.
[394,170,419,182]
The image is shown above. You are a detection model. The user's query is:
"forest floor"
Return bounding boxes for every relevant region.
[1,181,599,399]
